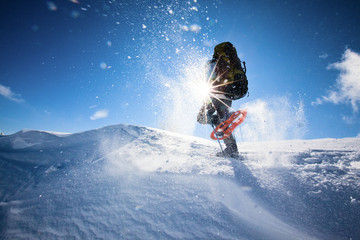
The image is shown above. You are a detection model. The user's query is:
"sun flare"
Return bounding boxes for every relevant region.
[197,80,212,101]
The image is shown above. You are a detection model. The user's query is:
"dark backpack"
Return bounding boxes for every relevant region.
[226,61,248,100]
[211,42,248,100]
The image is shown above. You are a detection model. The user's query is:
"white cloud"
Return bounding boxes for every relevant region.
[90,109,109,120]
[319,52,329,59]
[0,84,25,103]
[312,49,360,112]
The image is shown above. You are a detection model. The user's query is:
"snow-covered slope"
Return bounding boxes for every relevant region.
[0,124,359,239]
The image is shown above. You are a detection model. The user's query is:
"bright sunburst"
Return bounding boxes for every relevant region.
[197,80,212,102]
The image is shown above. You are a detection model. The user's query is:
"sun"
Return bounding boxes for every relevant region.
[197,80,212,101]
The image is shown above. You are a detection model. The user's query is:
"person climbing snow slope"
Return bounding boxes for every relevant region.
[197,42,248,158]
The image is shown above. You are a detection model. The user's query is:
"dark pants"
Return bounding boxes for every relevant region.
[197,97,238,153]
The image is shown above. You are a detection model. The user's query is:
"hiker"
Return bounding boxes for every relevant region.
[197,42,248,158]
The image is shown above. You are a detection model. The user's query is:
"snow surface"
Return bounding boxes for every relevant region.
[0,124,359,239]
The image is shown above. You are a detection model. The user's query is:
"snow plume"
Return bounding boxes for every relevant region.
[125,0,219,135]
[159,53,209,135]
[313,49,360,112]
[0,84,24,103]
[238,97,307,142]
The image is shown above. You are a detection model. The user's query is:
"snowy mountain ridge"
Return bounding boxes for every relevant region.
[0,124,359,239]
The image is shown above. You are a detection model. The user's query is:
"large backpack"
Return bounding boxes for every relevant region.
[211,42,248,100]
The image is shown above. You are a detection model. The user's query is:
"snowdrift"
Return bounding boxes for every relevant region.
[0,124,359,239]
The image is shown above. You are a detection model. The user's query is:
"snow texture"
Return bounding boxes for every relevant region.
[0,124,359,239]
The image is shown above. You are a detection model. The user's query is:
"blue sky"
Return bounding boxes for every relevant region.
[1,0,360,141]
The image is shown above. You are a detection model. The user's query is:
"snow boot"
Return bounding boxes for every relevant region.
[216,146,239,158]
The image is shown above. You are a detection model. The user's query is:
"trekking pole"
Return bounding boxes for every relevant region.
[208,114,224,155]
